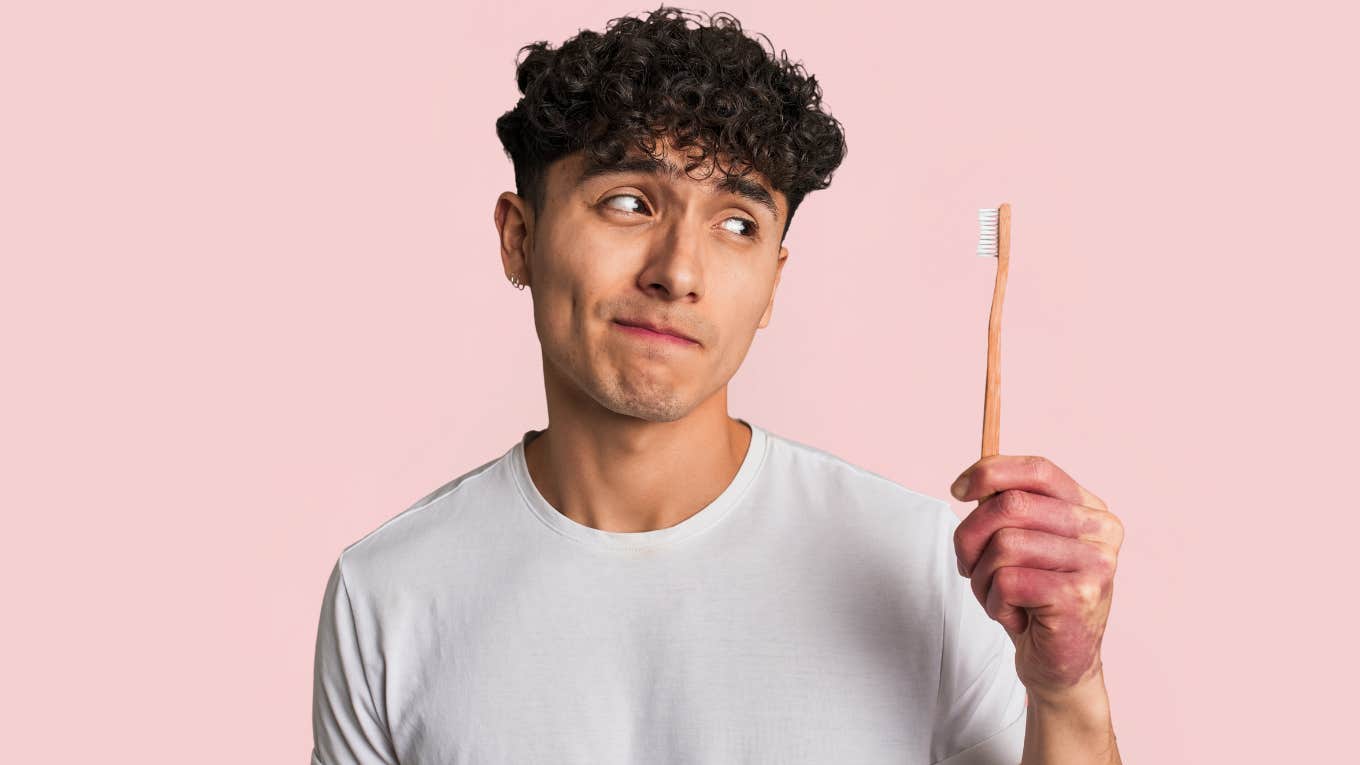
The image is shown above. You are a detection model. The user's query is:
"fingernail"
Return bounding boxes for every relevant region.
[950,474,970,499]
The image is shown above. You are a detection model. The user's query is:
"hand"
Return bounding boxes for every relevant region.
[949,455,1124,700]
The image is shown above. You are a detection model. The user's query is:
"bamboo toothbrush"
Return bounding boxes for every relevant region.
[976,204,1011,466]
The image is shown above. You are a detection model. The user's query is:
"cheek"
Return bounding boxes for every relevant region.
[739,274,776,324]
[543,230,635,298]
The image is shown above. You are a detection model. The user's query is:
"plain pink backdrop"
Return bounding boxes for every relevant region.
[4,1,1355,761]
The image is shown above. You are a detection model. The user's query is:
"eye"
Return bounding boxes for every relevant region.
[601,194,760,240]
[602,193,649,215]
[720,216,759,239]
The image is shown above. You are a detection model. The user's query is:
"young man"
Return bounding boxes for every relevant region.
[312,7,1123,764]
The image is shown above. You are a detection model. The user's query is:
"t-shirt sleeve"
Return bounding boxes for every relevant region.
[311,556,400,765]
[930,505,1029,765]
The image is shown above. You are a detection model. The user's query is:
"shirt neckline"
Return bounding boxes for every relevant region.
[509,418,769,552]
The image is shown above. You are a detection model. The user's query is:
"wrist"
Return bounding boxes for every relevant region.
[1020,665,1122,764]
[1026,668,1113,730]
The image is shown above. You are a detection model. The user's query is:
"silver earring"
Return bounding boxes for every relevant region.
[509,274,526,290]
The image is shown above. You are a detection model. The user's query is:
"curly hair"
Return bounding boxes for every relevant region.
[494,5,848,244]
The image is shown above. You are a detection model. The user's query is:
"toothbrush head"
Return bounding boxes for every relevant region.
[977,207,999,258]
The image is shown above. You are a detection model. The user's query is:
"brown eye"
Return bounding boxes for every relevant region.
[721,216,759,238]
[602,193,649,214]
[601,194,758,240]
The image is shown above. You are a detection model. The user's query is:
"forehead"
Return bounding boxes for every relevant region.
[564,148,782,223]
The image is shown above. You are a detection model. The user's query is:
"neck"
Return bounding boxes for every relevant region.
[523,396,751,534]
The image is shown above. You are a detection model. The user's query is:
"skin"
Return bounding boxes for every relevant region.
[492,136,789,533]
[950,455,1126,763]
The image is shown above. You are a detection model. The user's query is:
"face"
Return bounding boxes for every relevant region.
[494,138,790,424]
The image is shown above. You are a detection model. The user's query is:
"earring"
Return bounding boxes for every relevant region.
[508,274,526,290]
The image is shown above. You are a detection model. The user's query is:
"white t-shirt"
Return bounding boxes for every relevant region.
[311,420,1027,765]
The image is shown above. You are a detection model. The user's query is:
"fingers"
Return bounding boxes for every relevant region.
[954,489,1122,577]
[983,566,1079,635]
[953,455,1108,512]
[965,526,1111,608]
[984,566,1112,687]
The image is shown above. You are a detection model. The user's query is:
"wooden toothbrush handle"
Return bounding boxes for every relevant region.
[982,202,1011,460]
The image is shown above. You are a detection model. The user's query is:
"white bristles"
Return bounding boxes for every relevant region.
[977,207,999,258]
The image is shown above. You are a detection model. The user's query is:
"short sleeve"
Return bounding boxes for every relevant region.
[311,557,400,765]
[930,506,1028,765]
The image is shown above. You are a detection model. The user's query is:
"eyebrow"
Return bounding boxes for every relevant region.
[575,154,780,223]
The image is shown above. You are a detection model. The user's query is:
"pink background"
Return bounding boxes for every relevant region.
[4,1,1354,761]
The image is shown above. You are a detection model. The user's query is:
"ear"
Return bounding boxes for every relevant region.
[494,192,533,286]
[757,245,789,330]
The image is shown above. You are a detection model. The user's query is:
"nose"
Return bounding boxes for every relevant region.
[637,216,703,301]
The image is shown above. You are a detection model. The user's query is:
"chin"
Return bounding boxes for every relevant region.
[594,388,693,424]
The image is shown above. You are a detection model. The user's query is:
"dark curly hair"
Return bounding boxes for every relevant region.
[494,5,848,244]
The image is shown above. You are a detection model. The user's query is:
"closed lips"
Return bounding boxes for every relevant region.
[614,319,696,343]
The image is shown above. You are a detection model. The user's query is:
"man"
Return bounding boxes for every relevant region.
[311,6,1123,764]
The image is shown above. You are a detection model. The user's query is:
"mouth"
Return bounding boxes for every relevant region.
[612,320,699,346]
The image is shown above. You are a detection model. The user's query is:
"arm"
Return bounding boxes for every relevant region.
[312,557,400,765]
[1021,670,1122,765]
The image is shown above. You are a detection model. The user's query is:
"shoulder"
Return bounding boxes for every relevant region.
[755,427,961,614]
[759,426,957,537]
[334,449,510,590]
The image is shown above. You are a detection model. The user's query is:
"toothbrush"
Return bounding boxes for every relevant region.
[976,203,1011,463]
